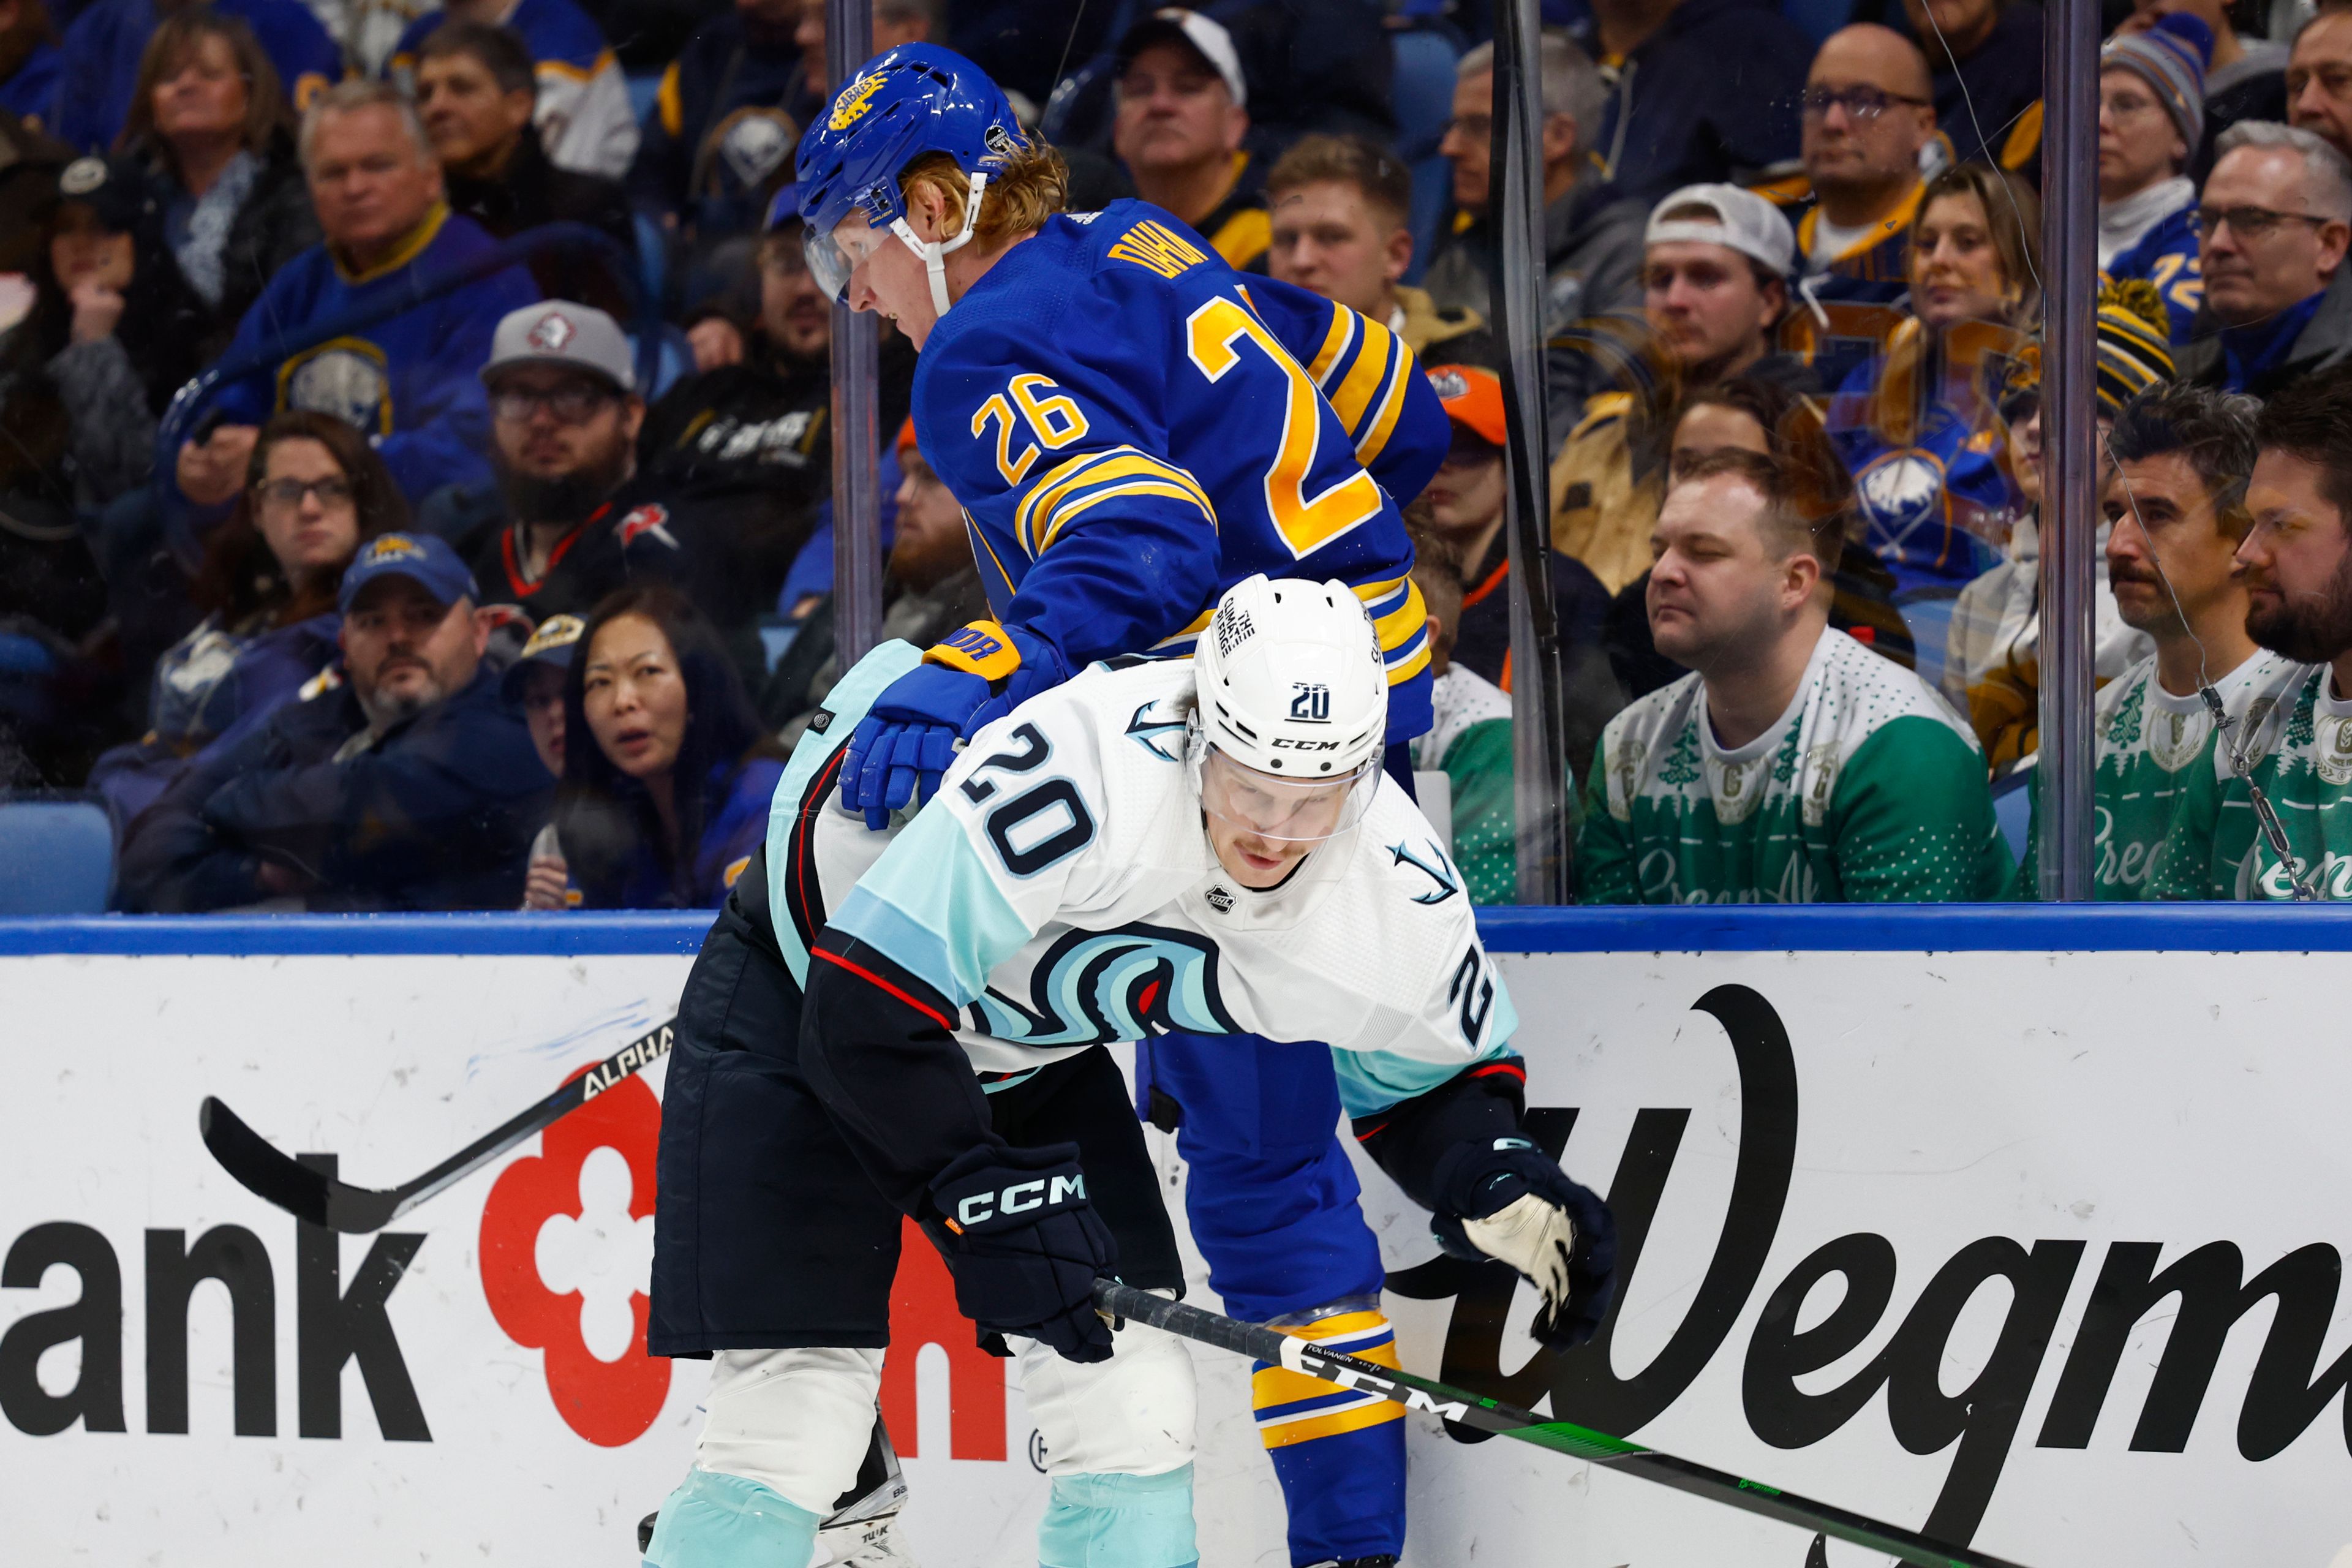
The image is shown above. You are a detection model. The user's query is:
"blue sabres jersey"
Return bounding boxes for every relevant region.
[912,200,1450,741]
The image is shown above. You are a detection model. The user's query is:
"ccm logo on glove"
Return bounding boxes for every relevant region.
[950,1172,1087,1230]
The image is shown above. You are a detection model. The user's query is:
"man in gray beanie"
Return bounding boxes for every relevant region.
[2103,12,2212,344]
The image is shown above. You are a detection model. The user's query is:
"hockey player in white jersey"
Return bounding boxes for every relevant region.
[643,577,1618,1567]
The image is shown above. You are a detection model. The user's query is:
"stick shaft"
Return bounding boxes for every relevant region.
[391,1019,676,1216]
[1094,1281,2030,1568]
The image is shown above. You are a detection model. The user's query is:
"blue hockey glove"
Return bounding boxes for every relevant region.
[929,1140,1117,1364]
[1430,1136,1616,1349]
[839,622,1069,829]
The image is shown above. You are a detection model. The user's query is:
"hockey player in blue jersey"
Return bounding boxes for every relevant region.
[786,43,1453,1568]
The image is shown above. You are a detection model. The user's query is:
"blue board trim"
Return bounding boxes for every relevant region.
[0,913,717,956]
[4,903,2352,957]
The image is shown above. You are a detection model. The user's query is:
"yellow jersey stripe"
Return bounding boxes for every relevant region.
[1383,638,1432,684]
[1261,1401,1406,1447]
[1038,480,1215,551]
[1307,304,1357,383]
[535,50,616,83]
[657,61,683,138]
[1329,316,1398,433]
[1020,452,1213,555]
[1355,334,1414,466]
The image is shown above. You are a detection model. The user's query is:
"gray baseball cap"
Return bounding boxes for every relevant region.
[480,301,635,393]
[1644,183,1795,278]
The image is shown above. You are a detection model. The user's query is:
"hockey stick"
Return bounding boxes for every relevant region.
[1093,1281,2034,1568]
[198,1017,677,1233]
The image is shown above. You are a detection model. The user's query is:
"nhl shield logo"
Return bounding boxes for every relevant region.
[1205,886,1235,913]
[527,312,577,353]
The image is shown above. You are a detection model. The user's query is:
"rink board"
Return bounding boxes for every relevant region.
[1,909,2350,1566]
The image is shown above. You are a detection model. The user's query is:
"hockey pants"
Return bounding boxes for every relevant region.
[1140,1032,1407,1566]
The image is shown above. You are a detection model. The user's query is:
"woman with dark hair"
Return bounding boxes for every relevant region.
[524,584,786,910]
[108,9,317,402]
[91,411,406,825]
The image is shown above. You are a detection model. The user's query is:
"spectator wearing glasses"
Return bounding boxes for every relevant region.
[523,583,785,910]
[1793,24,1941,309]
[1264,132,1490,361]
[47,0,339,157]
[1110,9,1268,271]
[1577,447,2006,906]
[2288,4,2352,163]
[1423,33,1645,340]
[108,9,318,402]
[1580,0,1814,205]
[413,22,634,317]
[170,80,540,522]
[2149,368,2352,901]
[386,0,639,181]
[2179,120,2352,397]
[472,301,679,620]
[91,411,404,826]
[2100,13,2211,345]
[2015,383,2305,900]
[1896,0,2045,179]
[1551,182,1803,598]
[118,530,552,912]
[0,0,60,127]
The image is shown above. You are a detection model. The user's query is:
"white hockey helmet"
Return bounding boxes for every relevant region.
[1188,575,1387,844]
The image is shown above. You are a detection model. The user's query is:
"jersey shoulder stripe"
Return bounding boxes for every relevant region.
[1016,447,1216,558]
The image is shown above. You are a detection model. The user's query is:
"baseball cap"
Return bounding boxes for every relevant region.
[480,301,635,393]
[1645,183,1796,277]
[56,156,142,232]
[500,611,587,703]
[1426,363,1506,450]
[338,532,480,615]
[1118,8,1247,107]
[764,181,803,233]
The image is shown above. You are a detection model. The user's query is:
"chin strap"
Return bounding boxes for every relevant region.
[889,171,992,318]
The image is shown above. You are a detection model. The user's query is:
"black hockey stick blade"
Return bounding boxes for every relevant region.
[200,1017,677,1233]
[1095,1281,2037,1568]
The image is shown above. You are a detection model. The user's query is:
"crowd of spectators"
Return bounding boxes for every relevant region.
[8,0,2352,914]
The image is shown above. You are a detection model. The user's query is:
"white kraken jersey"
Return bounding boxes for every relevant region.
[766,644,1518,1116]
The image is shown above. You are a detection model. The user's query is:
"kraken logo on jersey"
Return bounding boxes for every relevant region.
[967,923,1241,1046]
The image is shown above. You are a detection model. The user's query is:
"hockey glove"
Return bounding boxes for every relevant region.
[929,1140,1118,1363]
[1430,1136,1617,1349]
[839,622,1068,829]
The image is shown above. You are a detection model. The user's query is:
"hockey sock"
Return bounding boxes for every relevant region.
[642,1468,821,1568]
[1036,1464,1198,1568]
[1253,1311,1408,1564]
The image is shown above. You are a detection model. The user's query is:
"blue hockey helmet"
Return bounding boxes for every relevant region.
[795,43,1026,312]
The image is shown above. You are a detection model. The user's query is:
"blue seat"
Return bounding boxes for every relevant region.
[1992,765,2034,867]
[0,799,115,914]
[627,69,662,127]
[1390,28,1460,286]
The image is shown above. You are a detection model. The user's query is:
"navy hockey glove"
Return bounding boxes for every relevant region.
[840,622,1067,829]
[1430,1136,1617,1349]
[929,1141,1118,1363]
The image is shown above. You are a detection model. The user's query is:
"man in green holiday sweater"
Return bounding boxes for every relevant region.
[2149,369,2352,899]
[2015,385,2308,899]
[1577,448,2007,903]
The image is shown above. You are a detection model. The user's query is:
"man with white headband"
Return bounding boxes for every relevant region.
[643,578,1617,1568]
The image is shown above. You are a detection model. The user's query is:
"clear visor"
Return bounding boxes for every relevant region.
[1195,742,1379,845]
[806,211,892,303]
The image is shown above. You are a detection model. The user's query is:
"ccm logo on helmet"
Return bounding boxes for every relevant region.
[956,1172,1086,1227]
[1272,737,1343,751]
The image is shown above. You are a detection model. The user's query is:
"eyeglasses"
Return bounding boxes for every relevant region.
[2195,205,2335,240]
[255,476,353,511]
[1800,86,1931,121]
[489,383,618,423]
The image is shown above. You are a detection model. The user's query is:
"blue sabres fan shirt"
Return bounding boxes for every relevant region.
[912,200,1450,741]
[48,0,341,155]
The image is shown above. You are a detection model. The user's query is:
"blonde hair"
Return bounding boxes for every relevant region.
[899,138,1070,249]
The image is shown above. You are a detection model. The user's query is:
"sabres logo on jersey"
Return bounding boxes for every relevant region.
[829,71,889,130]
